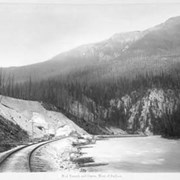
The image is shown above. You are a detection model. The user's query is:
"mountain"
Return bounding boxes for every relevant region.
[2,30,144,82]
[129,16,180,55]
[3,16,180,83]
[2,16,180,138]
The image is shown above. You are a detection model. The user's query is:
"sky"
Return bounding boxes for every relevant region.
[1,0,180,67]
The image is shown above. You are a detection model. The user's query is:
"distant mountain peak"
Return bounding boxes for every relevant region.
[165,16,180,25]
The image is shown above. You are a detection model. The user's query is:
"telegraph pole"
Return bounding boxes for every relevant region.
[32,118,34,139]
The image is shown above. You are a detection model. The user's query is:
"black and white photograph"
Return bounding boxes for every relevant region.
[0,0,180,179]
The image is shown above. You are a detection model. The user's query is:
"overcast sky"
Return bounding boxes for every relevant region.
[1,0,180,67]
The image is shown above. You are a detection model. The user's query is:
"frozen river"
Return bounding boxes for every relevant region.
[80,136,180,172]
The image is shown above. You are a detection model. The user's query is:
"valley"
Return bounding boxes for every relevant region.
[2,17,180,138]
[1,15,180,172]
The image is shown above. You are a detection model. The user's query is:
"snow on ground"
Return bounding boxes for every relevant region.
[0,95,89,139]
[0,95,93,171]
[31,137,84,172]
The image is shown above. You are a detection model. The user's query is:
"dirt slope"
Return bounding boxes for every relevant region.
[0,95,88,140]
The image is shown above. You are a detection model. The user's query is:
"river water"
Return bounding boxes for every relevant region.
[80,136,180,172]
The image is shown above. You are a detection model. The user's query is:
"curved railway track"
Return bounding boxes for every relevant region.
[0,137,66,172]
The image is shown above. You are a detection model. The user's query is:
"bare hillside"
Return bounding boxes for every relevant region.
[0,95,88,140]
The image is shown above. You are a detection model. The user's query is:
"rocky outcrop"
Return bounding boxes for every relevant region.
[66,88,180,137]
[66,97,127,135]
[123,89,180,136]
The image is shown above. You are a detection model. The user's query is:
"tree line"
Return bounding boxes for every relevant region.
[1,67,180,136]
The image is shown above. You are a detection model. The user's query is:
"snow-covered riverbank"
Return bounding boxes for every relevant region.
[30,136,92,172]
[80,136,180,172]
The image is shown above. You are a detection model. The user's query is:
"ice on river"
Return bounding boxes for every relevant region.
[80,136,180,172]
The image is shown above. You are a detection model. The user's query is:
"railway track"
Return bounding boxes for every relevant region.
[0,137,66,172]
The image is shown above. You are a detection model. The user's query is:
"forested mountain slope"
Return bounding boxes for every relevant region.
[1,16,180,137]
